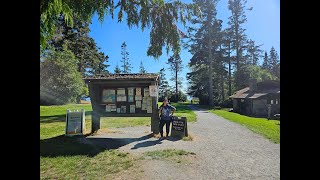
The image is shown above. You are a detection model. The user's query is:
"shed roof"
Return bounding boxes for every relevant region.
[84,73,160,81]
[230,84,280,99]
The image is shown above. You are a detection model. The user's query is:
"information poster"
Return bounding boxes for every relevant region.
[121,106,126,113]
[149,85,158,97]
[136,88,141,95]
[144,88,150,97]
[106,105,111,112]
[130,105,135,113]
[128,95,134,102]
[135,95,142,101]
[136,100,141,108]
[102,89,116,103]
[128,88,134,95]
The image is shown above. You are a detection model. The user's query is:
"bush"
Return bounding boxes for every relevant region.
[40,48,84,105]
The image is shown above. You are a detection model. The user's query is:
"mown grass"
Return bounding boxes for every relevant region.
[40,103,196,179]
[40,149,134,180]
[144,149,195,159]
[209,109,280,143]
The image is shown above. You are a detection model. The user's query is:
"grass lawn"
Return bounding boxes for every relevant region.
[40,103,196,179]
[144,149,195,163]
[208,109,280,143]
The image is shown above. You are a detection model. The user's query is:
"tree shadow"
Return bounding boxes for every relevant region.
[40,135,103,157]
[40,133,154,158]
[40,111,93,123]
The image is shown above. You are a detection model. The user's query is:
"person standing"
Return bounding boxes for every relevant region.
[158,97,176,139]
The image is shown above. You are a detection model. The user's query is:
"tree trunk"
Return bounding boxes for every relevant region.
[228,42,232,96]
[221,73,225,102]
[175,62,178,102]
[208,8,214,108]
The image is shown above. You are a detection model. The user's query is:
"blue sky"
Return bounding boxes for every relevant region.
[89,0,280,95]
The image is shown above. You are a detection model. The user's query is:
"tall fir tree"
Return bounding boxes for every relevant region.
[269,47,280,78]
[120,42,132,73]
[92,52,109,75]
[159,68,170,100]
[139,60,147,74]
[228,0,250,89]
[261,51,270,70]
[245,39,263,65]
[167,53,183,102]
[186,0,225,106]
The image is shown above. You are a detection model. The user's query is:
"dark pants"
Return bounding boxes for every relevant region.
[159,119,171,137]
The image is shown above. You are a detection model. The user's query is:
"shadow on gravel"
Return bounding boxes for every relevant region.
[87,133,154,150]
[131,139,163,149]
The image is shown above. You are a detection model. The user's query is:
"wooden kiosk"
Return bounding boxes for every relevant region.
[84,73,160,134]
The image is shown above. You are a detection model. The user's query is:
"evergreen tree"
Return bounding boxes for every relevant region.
[159,68,170,100]
[167,54,183,102]
[269,46,280,78]
[186,0,224,106]
[40,0,200,58]
[227,0,250,89]
[245,39,263,65]
[114,63,121,74]
[120,42,132,73]
[139,60,147,73]
[261,51,270,70]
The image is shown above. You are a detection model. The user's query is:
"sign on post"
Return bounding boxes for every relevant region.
[170,116,188,138]
[65,109,85,136]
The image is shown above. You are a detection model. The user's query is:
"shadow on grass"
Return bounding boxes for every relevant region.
[40,133,154,157]
[40,111,93,123]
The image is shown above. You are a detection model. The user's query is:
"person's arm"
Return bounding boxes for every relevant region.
[158,106,162,116]
[170,106,176,116]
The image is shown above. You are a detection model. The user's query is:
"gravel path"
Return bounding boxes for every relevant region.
[86,105,280,179]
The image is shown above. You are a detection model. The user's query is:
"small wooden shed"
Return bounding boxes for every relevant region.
[84,73,160,134]
[230,79,280,117]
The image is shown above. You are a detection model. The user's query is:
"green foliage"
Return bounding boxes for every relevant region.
[209,109,280,143]
[139,60,147,73]
[40,0,200,58]
[120,41,132,73]
[167,53,183,100]
[228,0,250,89]
[186,0,226,105]
[40,47,84,105]
[158,68,171,99]
[48,15,108,76]
[234,65,275,89]
[269,47,280,79]
[114,64,121,74]
[245,39,263,65]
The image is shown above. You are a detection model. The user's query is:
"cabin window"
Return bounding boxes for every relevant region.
[271,100,273,104]
[276,99,278,104]
[241,99,244,102]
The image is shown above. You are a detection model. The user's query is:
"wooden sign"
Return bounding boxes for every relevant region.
[66,109,85,136]
[170,116,188,138]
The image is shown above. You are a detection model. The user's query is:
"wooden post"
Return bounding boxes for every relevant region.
[88,82,101,133]
[151,82,159,134]
[91,111,100,133]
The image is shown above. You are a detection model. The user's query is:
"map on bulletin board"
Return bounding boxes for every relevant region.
[102,89,116,103]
